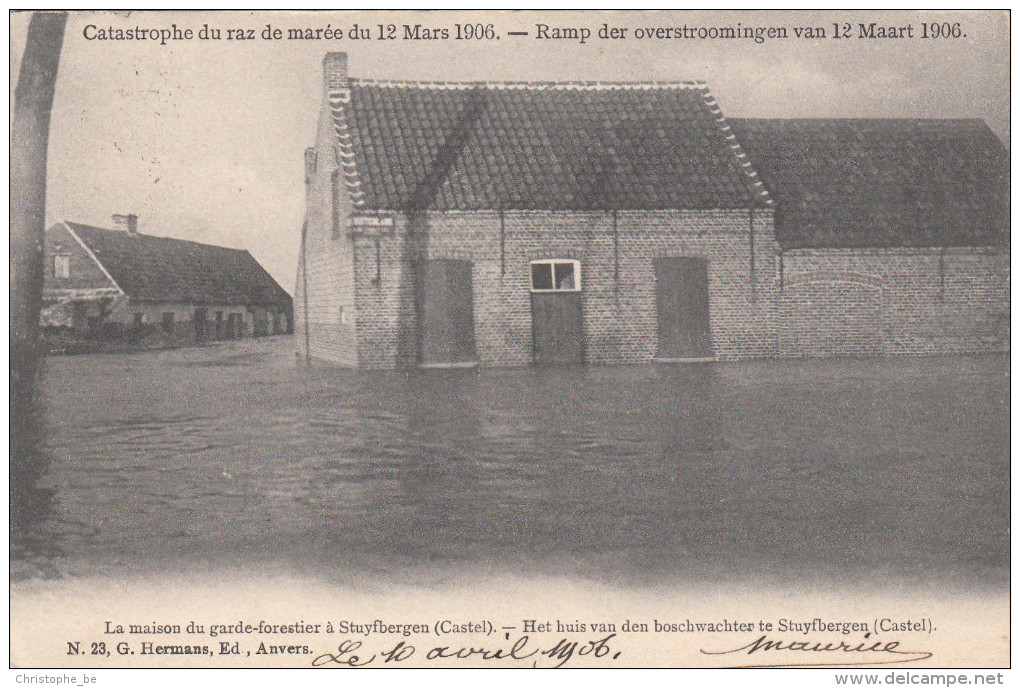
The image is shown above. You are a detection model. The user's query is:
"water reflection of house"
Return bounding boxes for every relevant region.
[44,216,293,345]
[296,52,1009,369]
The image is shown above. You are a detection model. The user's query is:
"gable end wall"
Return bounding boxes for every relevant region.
[295,95,358,366]
[44,223,119,294]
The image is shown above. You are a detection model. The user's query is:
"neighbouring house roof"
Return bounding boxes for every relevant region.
[330,80,771,212]
[729,119,1010,249]
[61,222,292,307]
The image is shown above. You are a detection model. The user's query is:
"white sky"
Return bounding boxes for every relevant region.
[10,10,1009,294]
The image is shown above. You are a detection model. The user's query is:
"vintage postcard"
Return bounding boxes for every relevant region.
[9,9,1009,676]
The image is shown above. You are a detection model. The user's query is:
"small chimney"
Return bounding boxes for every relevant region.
[112,213,139,235]
[323,52,348,90]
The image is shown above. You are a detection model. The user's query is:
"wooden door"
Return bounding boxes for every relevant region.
[654,257,712,359]
[531,292,583,364]
[193,307,207,341]
[421,259,476,365]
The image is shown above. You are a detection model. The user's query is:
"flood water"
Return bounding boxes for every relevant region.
[10,337,1009,589]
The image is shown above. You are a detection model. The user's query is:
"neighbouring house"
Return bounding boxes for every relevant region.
[295,52,1009,368]
[44,215,293,347]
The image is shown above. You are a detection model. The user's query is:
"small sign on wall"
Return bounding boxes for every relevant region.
[350,215,394,228]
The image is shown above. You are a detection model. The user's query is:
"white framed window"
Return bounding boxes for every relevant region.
[530,259,581,292]
[53,255,71,278]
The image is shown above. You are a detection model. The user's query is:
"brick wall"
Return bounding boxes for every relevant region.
[777,247,1010,356]
[294,95,358,366]
[304,203,1008,367]
[349,208,777,368]
[352,222,419,368]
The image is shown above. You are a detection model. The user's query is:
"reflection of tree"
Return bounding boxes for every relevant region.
[11,12,66,534]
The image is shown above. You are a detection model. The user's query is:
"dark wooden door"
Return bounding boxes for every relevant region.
[421,259,476,365]
[193,307,208,341]
[531,292,583,364]
[655,257,712,358]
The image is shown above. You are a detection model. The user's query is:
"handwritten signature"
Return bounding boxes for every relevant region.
[312,634,621,668]
[701,633,933,668]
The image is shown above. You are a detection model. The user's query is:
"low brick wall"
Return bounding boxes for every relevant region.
[776,247,1009,357]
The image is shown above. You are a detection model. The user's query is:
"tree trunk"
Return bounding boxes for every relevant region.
[11,11,66,523]
[11,11,66,353]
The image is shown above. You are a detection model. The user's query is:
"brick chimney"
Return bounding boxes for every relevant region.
[112,213,139,235]
[323,52,348,90]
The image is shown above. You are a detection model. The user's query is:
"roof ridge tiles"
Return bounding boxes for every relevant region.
[730,117,990,126]
[349,78,706,90]
[65,221,252,254]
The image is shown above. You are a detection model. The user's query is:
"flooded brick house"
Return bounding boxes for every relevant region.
[295,52,1008,368]
[44,216,293,345]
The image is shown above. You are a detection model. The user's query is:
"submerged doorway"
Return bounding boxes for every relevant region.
[530,259,583,364]
[420,259,477,366]
[654,257,712,359]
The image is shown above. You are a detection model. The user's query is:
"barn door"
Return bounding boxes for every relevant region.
[655,257,712,359]
[421,259,476,365]
[530,260,583,364]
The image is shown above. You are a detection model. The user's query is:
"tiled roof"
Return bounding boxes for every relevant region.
[730,119,1009,249]
[330,80,770,211]
[64,222,292,307]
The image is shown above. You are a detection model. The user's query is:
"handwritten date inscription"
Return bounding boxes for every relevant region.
[312,634,621,668]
